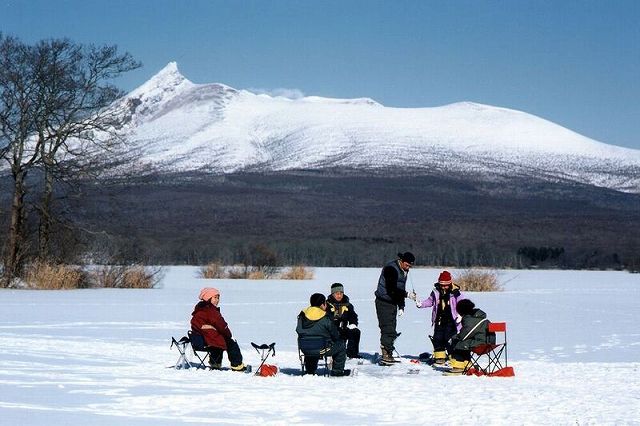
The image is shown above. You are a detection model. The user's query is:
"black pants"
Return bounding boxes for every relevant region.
[304,339,346,374]
[451,348,471,362]
[375,298,398,351]
[432,321,457,353]
[209,336,243,367]
[340,327,361,358]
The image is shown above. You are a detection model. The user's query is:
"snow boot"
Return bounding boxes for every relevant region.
[447,359,469,374]
[330,369,351,377]
[380,346,399,365]
[231,363,249,372]
[433,350,447,365]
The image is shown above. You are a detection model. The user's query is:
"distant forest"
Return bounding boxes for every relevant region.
[2,170,639,271]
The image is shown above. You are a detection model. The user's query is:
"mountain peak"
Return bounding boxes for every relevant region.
[112,66,640,193]
[155,61,181,78]
[129,62,191,98]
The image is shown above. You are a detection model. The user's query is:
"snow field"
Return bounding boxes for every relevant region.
[0,266,638,424]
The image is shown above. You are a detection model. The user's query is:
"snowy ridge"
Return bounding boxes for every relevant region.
[115,62,640,192]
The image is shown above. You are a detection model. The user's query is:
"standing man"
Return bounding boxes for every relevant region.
[374,252,417,364]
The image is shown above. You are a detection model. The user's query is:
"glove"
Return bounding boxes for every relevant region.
[415,299,422,308]
[398,309,404,317]
[408,291,417,301]
[347,323,357,330]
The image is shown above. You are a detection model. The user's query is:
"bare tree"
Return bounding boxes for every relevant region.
[0,35,44,286]
[30,39,140,261]
[0,34,140,286]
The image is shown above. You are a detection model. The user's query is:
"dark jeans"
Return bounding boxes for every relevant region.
[375,298,398,351]
[432,321,457,353]
[209,336,243,367]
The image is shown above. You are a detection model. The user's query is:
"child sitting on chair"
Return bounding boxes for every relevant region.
[191,287,247,372]
[448,299,491,374]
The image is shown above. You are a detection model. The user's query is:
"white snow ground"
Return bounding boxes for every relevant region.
[1,267,639,425]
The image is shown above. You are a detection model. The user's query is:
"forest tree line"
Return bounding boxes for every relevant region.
[2,171,638,274]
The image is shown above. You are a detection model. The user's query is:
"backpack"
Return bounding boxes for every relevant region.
[257,364,278,377]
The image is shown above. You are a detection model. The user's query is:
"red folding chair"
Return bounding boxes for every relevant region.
[464,322,515,377]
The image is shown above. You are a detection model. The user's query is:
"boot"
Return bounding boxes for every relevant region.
[433,350,447,365]
[231,363,249,372]
[330,369,351,377]
[380,346,399,365]
[448,359,469,374]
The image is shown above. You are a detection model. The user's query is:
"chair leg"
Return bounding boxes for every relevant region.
[322,356,331,377]
[192,351,209,369]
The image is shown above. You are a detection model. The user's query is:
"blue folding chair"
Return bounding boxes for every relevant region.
[298,336,332,376]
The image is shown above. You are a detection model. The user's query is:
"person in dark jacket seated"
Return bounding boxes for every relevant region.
[448,299,491,374]
[296,293,350,377]
[326,282,361,358]
[191,287,247,372]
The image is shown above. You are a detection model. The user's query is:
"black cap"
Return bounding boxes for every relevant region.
[310,293,326,307]
[456,299,476,316]
[397,252,415,264]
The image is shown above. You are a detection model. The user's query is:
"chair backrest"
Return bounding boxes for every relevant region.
[488,322,506,333]
[467,321,512,376]
[298,336,331,356]
[188,331,208,352]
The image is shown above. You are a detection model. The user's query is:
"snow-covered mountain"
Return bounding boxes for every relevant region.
[114,62,640,192]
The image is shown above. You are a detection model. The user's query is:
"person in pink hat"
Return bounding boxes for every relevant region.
[190,287,247,371]
[415,271,466,364]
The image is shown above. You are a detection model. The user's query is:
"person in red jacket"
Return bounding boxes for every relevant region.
[191,287,247,371]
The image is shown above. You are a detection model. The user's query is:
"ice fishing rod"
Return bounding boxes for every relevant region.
[408,268,417,299]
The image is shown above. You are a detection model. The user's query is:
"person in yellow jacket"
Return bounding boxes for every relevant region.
[296,293,350,377]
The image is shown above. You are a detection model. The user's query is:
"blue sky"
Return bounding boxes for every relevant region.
[2,0,638,149]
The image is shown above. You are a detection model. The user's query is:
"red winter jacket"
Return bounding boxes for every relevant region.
[191,301,232,349]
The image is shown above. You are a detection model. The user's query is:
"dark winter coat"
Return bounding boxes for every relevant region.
[451,308,490,351]
[326,293,359,331]
[296,306,341,343]
[191,301,232,349]
[374,260,409,309]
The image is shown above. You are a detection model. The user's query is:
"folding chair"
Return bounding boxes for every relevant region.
[251,342,277,376]
[464,322,515,377]
[298,336,332,376]
[187,330,216,369]
[170,335,191,369]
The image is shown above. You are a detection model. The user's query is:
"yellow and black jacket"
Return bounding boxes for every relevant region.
[326,294,359,331]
